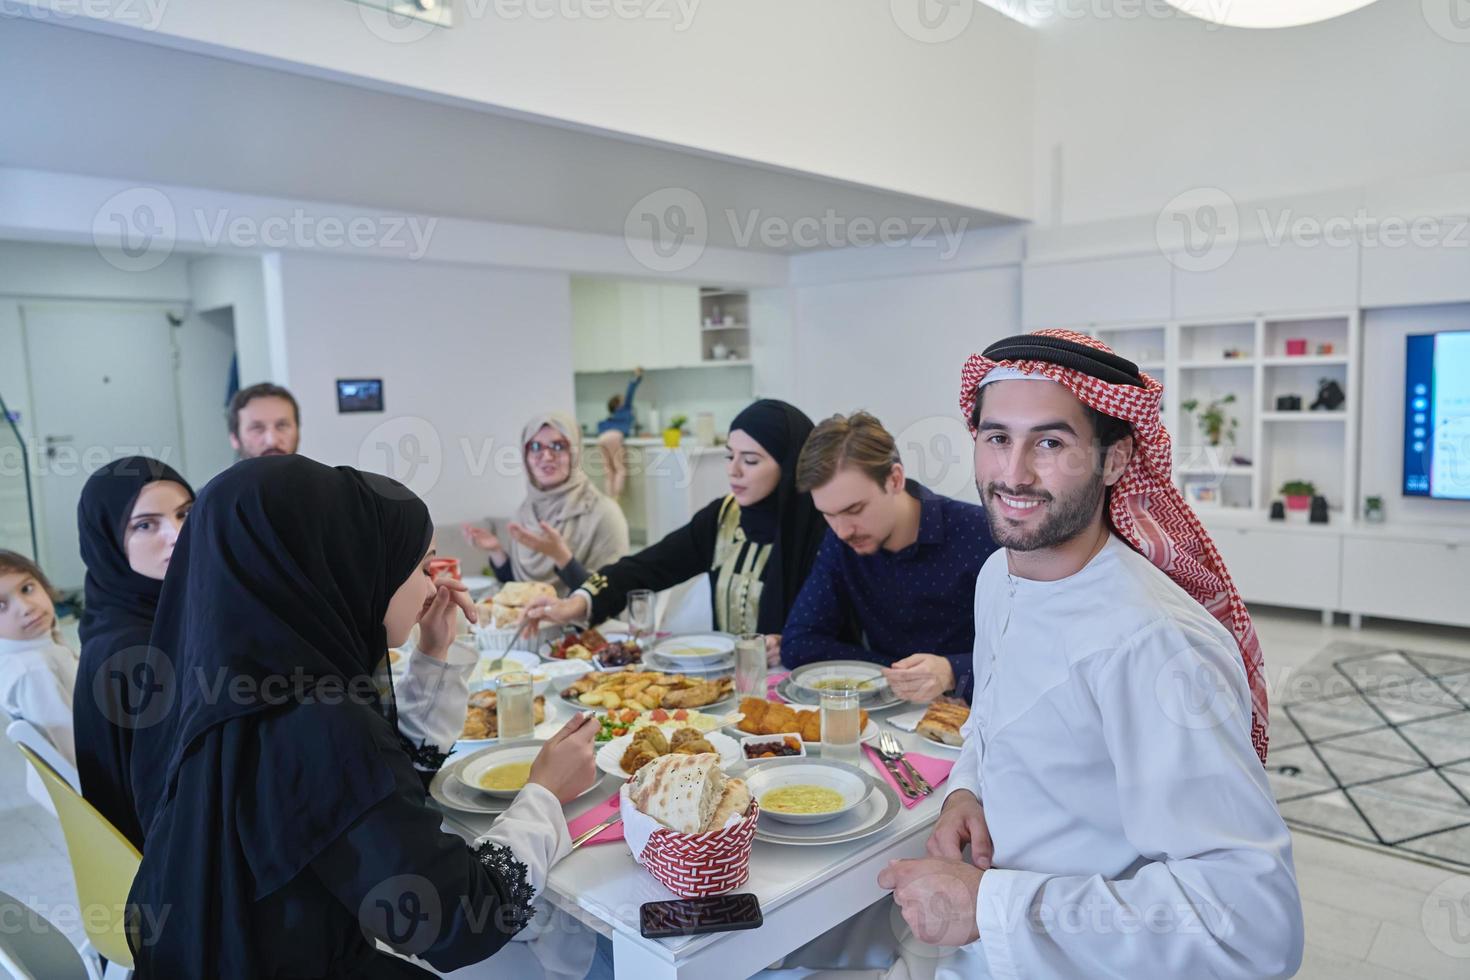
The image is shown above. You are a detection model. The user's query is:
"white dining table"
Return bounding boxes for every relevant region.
[435,706,949,980]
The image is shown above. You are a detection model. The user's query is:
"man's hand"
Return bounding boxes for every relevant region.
[927,790,993,868]
[765,633,782,667]
[508,520,573,568]
[882,654,955,702]
[878,857,983,948]
[523,592,591,627]
[416,575,478,661]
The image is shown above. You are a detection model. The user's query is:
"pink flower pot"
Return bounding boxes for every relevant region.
[1285,339,1308,356]
[1285,495,1311,511]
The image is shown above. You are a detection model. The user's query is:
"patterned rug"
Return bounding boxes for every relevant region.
[1269,641,1470,871]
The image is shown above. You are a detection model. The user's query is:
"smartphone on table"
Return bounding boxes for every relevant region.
[639,893,763,939]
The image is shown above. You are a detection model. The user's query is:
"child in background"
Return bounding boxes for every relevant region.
[595,365,643,498]
[0,550,78,766]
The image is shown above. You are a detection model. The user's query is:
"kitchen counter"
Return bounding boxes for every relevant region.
[582,436,725,454]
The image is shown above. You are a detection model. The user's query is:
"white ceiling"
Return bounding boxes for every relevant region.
[0,17,1013,253]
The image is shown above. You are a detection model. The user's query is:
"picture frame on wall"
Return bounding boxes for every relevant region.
[1184,481,1222,510]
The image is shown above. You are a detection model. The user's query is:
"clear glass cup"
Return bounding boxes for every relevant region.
[626,589,655,644]
[734,632,767,699]
[497,671,535,741]
[819,687,862,764]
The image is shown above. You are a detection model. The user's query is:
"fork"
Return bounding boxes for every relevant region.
[878,732,933,797]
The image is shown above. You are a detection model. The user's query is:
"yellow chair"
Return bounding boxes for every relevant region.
[15,744,140,980]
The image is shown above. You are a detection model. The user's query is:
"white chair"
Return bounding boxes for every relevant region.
[5,718,80,816]
[0,889,92,980]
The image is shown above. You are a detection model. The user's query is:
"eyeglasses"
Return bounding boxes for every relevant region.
[527,440,571,457]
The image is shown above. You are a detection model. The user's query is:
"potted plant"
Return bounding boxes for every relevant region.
[1364,495,1385,523]
[663,414,688,448]
[1279,480,1317,512]
[1180,394,1239,447]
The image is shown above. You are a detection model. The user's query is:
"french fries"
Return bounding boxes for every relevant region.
[562,668,733,710]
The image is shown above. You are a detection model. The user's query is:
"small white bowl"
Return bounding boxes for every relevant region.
[457,740,544,799]
[744,759,871,825]
[740,732,806,764]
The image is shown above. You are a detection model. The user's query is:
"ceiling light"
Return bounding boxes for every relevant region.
[1163,0,1382,28]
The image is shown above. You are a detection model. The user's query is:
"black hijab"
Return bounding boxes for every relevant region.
[728,399,826,634]
[126,455,432,977]
[74,455,193,847]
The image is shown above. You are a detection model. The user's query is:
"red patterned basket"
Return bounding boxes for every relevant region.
[638,801,761,898]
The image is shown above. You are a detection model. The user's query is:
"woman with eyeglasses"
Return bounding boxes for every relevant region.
[462,413,629,596]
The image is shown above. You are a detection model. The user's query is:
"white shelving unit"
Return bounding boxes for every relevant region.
[1081,311,1362,519]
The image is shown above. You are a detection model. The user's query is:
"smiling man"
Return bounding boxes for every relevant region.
[781,411,996,702]
[877,330,1302,979]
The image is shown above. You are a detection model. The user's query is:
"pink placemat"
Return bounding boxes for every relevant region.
[566,790,625,846]
[765,671,789,701]
[862,744,954,809]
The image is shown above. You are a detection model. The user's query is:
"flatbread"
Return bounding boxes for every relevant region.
[702,778,750,832]
[628,753,727,834]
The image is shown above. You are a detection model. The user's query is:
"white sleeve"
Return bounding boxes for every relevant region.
[475,782,571,900]
[13,668,77,768]
[944,569,987,806]
[974,628,1303,980]
[393,643,476,760]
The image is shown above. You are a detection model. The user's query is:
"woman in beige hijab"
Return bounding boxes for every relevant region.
[463,412,630,595]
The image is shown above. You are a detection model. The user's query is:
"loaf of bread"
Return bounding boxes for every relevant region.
[628,753,728,834]
[702,778,750,832]
[916,698,969,747]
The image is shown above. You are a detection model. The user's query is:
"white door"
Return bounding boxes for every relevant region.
[21,303,185,589]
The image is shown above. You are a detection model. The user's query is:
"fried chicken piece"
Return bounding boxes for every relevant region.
[632,726,669,755]
[620,743,659,775]
[736,697,768,734]
[668,727,705,751]
[762,703,799,736]
[662,680,723,709]
[672,737,715,756]
[461,708,494,740]
[800,709,822,743]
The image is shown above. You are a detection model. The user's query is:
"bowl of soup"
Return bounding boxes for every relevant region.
[743,759,870,825]
[457,741,544,799]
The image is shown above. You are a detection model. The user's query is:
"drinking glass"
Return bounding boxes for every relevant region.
[734,632,767,699]
[820,687,862,764]
[626,589,655,643]
[497,671,535,741]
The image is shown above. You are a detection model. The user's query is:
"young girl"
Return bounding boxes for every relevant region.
[0,550,79,767]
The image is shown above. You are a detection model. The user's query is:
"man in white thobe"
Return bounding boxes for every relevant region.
[877,332,1303,979]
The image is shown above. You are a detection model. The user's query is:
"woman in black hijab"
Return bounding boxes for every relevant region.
[74,455,194,847]
[526,399,840,660]
[125,455,597,978]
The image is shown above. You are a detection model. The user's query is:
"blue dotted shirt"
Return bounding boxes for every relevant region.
[780,481,997,703]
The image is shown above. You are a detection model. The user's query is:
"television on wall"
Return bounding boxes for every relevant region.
[1403,330,1470,500]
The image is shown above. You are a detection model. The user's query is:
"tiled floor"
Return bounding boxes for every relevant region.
[3,608,1469,978]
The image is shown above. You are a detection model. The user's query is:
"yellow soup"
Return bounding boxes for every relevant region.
[809,677,875,692]
[478,761,533,792]
[762,784,846,815]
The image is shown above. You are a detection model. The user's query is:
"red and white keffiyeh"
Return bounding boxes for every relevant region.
[960,328,1269,764]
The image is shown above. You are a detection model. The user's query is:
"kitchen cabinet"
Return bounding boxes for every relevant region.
[571,279,702,371]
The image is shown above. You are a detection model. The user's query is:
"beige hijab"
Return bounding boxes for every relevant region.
[511,412,629,587]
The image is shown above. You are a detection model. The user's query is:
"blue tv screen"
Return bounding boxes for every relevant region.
[1403,330,1470,499]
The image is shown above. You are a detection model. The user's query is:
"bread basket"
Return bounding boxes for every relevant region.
[618,783,760,898]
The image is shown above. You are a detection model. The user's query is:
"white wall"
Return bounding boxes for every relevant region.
[1361,303,1470,527]
[8,0,1036,220]
[188,254,274,384]
[269,251,575,523]
[175,307,238,489]
[1031,0,1470,226]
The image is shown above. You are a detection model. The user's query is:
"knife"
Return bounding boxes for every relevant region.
[897,756,933,796]
[878,756,918,798]
[570,811,622,850]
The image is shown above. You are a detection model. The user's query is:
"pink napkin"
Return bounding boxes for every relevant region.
[862,744,954,809]
[765,671,790,701]
[565,790,625,846]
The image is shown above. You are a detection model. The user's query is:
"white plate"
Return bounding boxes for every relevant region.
[915,732,966,754]
[651,632,737,667]
[751,771,902,846]
[774,676,905,712]
[725,715,881,747]
[458,741,544,798]
[454,695,573,753]
[432,748,606,815]
[791,662,886,696]
[644,649,734,674]
[744,759,871,824]
[468,649,544,689]
[596,729,742,779]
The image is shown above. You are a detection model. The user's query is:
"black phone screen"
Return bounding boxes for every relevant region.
[639,893,763,939]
